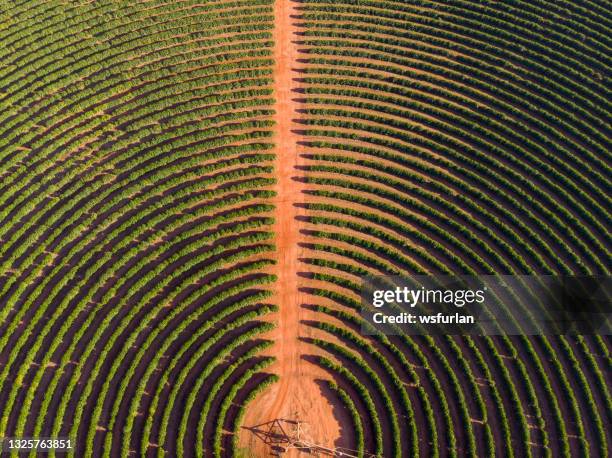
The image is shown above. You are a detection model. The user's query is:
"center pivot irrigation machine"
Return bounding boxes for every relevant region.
[245,417,379,457]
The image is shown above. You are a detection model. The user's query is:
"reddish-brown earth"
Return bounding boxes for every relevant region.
[237,0,345,456]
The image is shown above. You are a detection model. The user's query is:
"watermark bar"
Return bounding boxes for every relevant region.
[360,275,611,335]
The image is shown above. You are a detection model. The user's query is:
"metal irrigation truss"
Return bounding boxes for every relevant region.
[244,417,379,457]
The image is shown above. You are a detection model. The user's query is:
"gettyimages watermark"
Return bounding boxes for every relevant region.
[361,275,611,335]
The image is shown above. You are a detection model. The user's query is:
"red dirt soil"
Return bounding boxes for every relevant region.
[237,0,346,456]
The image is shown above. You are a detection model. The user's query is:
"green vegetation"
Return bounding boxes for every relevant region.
[296,0,610,456]
[0,0,609,457]
[0,0,277,456]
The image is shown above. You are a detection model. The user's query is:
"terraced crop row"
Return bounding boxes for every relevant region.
[294,0,611,456]
[0,1,278,456]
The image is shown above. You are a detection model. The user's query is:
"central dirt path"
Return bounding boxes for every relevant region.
[237,0,345,455]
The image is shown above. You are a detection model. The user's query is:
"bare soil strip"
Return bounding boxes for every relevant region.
[238,1,345,455]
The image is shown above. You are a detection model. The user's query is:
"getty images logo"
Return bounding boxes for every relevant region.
[371,286,486,308]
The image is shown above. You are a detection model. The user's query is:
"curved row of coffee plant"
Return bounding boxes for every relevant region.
[294,1,611,457]
[0,1,278,456]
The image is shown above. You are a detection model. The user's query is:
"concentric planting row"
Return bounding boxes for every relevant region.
[293,0,611,457]
[0,1,277,456]
[0,1,610,457]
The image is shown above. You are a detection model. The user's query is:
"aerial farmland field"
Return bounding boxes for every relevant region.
[0,0,610,457]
